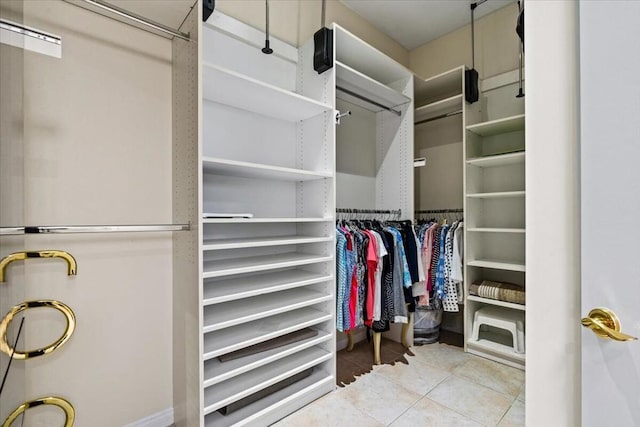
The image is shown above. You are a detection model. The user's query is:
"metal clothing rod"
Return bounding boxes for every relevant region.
[66,0,191,41]
[415,110,463,126]
[0,224,190,236]
[336,86,402,116]
[337,208,401,215]
[415,209,463,214]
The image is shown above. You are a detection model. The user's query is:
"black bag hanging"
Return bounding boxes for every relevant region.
[465,2,482,104]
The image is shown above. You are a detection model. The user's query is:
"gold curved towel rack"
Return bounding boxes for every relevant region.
[0,300,76,359]
[0,250,77,282]
[2,396,75,427]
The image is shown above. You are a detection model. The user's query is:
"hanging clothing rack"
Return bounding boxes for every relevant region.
[64,0,191,41]
[336,208,402,219]
[415,110,463,126]
[336,86,402,117]
[0,224,190,236]
[415,209,463,214]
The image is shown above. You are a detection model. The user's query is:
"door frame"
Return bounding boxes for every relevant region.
[526,1,581,425]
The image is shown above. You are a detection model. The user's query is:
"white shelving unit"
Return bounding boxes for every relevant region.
[173,11,336,426]
[413,67,466,344]
[333,24,414,349]
[464,112,526,370]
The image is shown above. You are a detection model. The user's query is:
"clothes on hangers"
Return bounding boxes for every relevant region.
[335,219,419,333]
[415,219,464,312]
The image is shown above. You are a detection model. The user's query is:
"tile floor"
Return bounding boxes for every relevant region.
[274,343,525,427]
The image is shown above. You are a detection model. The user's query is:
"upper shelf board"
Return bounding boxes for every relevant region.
[467,191,526,199]
[202,63,332,122]
[466,152,525,168]
[414,67,464,106]
[336,61,410,112]
[202,157,332,181]
[467,114,525,137]
[414,94,463,124]
[334,25,411,85]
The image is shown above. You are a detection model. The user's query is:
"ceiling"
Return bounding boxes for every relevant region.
[340,0,513,50]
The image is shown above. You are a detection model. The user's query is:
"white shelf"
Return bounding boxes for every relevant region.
[202,157,332,181]
[467,259,526,272]
[467,191,526,199]
[203,253,332,278]
[466,152,525,167]
[414,94,463,123]
[335,61,410,112]
[466,114,525,137]
[467,336,526,369]
[203,217,333,224]
[203,235,332,251]
[203,347,332,415]
[203,288,331,332]
[467,228,525,234]
[466,295,525,311]
[334,25,409,84]
[414,67,463,106]
[203,307,331,359]
[202,63,331,121]
[203,270,332,305]
[204,370,333,427]
[203,331,331,387]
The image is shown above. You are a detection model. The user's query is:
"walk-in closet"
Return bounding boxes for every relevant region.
[1,1,532,426]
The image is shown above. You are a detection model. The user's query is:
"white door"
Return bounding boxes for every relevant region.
[580,2,640,426]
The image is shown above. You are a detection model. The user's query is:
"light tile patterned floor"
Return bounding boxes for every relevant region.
[274,343,525,427]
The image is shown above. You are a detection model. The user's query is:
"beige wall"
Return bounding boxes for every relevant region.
[3,1,174,425]
[410,3,520,80]
[216,0,409,66]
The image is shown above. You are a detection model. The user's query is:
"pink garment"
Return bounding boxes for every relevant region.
[362,230,378,327]
[418,224,438,306]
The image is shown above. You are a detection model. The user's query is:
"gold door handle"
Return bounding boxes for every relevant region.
[0,250,77,282]
[581,307,638,341]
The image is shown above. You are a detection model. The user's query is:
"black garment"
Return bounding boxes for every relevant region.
[399,221,419,284]
[371,228,395,333]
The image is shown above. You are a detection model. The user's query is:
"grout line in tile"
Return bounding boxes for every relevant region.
[451,362,525,398]
[385,397,422,426]
[425,375,516,427]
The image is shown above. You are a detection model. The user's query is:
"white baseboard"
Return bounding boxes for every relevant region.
[123,408,174,427]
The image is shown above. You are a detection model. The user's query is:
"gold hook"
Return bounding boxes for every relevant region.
[0,300,77,359]
[0,250,77,282]
[3,396,75,427]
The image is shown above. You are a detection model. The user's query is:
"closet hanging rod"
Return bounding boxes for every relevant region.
[415,209,464,214]
[65,0,191,41]
[415,110,463,126]
[337,208,401,214]
[336,86,402,116]
[0,224,190,236]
